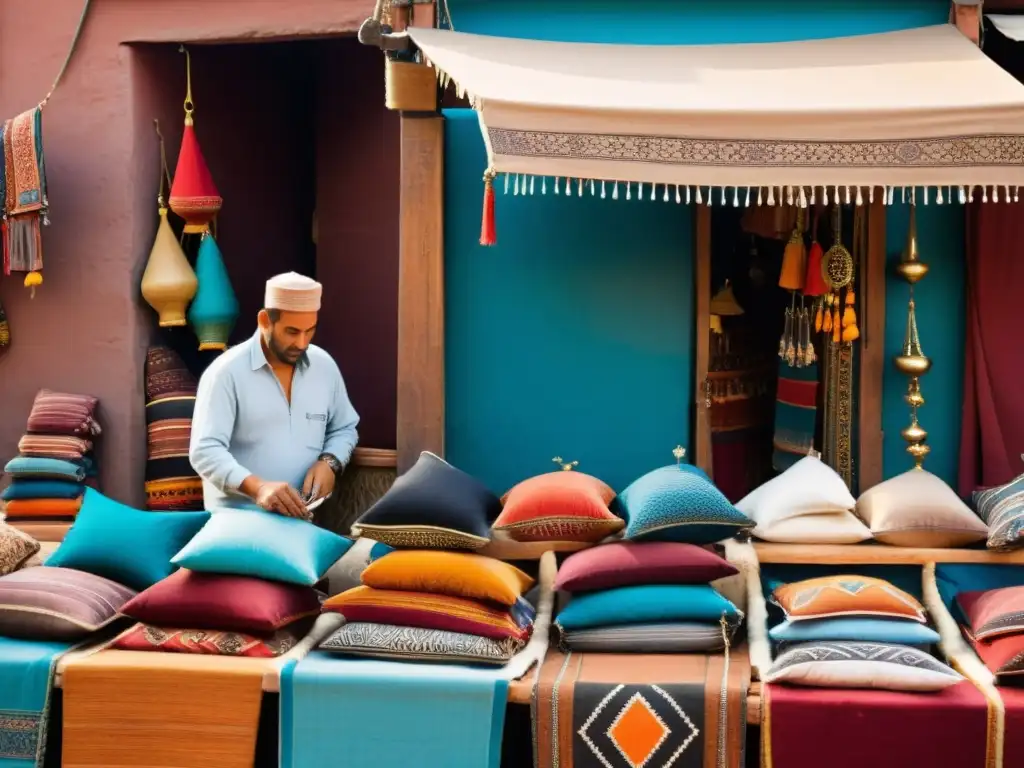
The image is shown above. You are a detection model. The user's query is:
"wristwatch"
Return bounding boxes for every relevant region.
[317,452,344,474]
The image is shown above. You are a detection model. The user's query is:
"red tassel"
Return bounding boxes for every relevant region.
[479,170,496,246]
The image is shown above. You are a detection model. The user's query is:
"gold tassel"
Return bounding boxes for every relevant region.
[814,300,823,333]
[842,289,856,328]
[24,271,42,299]
[822,294,834,333]
[842,322,860,342]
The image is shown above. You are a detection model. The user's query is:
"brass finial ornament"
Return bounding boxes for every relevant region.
[552,456,578,472]
[672,445,686,466]
[895,203,929,284]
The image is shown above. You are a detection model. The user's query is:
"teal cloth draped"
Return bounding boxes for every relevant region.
[280,651,508,768]
[0,637,71,767]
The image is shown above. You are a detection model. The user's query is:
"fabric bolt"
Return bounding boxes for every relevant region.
[112,622,306,658]
[555,541,737,593]
[24,390,99,437]
[146,396,197,463]
[0,636,72,768]
[1,480,84,502]
[973,471,1024,551]
[0,523,39,577]
[319,621,523,664]
[493,471,621,542]
[4,457,85,482]
[556,584,741,632]
[771,575,927,623]
[16,435,91,461]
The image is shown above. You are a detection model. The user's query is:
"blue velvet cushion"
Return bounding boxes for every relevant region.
[46,488,209,591]
[4,457,85,482]
[770,616,940,646]
[556,584,741,631]
[171,508,360,586]
[1,479,85,501]
[619,465,753,543]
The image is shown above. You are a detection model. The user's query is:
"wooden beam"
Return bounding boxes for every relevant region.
[396,114,445,474]
[694,206,712,475]
[858,192,886,492]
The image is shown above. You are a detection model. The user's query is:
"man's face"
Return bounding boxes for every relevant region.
[262,310,318,366]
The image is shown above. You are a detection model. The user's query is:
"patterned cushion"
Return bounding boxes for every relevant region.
[855,469,988,548]
[492,471,622,543]
[737,456,856,529]
[353,452,499,550]
[555,541,737,593]
[113,622,305,658]
[144,477,204,513]
[171,508,355,587]
[962,627,1024,681]
[957,585,1024,641]
[557,621,729,653]
[0,523,40,576]
[16,434,92,461]
[0,566,136,640]
[323,586,534,641]
[763,641,963,691]
[771,575,927,623]
[3,456,85,482]
[120,569,322,634]
[46,489,210,591]
[619,465,753,544]
[26,389,100,437]
[360,550,534,607]
[555,584,741,632]
[319,621,523,665]
[974,472,1024,551]
[769,617,940,646]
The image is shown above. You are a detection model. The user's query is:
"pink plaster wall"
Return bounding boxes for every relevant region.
[0,0,396,506]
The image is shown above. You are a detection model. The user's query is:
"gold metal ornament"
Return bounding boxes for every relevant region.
[552,456,578,472]
[673,445,686,466]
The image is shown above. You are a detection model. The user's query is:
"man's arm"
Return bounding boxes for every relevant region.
[189,367,253,495]
[322,369,359,467]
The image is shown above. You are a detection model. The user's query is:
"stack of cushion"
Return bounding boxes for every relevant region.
[763,574,960,692]
[737,456,871,544]
[971,471,1024,551]
[554,542,742,652]
[957,584,1024,683]
[320,549,537,665]
[143,346,205,512]
[2,390,102,523]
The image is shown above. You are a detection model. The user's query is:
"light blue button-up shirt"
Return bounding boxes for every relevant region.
[189,330,359,510]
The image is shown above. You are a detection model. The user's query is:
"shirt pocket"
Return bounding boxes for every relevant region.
[303,409,329,450]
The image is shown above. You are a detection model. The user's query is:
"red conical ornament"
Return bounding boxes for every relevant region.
[803,206,829,297]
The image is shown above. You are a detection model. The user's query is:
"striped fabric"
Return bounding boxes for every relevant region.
[25,390,100,437]
[773,361,819,472]
[17,434,91,460]
[974,471,1024,551]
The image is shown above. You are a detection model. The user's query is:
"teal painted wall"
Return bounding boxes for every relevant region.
[443,0,964,493]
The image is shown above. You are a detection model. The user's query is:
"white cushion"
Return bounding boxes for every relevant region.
[737,456,856,528]
[754,511,872,544]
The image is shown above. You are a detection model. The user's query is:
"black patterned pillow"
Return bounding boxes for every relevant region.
[319,622,523,665]
[763,641,962,692]
[556,621,731,653]
[973,472,1024,550]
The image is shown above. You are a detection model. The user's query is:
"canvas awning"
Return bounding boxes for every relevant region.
[410,25,1024,192]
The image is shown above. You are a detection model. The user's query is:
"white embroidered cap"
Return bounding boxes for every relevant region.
[265,272,322,312]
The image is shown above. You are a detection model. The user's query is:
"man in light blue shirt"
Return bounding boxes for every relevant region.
[189,272,358,517]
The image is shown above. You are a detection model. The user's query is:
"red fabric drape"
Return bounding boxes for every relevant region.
[958,202,1024,496]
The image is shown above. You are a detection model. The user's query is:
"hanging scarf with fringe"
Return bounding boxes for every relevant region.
[2,107,47,292]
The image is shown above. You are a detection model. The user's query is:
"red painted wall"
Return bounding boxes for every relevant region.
[0,0,398,506]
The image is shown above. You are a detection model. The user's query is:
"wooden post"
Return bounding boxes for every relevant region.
[952,2,982,45]
[694,206,712,474]
[858,191,887,491]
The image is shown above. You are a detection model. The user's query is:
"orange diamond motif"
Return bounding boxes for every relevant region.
[607,693,670,768]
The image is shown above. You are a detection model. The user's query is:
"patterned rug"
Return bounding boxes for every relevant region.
[533,648,750,768]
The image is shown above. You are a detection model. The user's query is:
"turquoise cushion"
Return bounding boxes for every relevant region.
[770,617,940,646]
[556,584,741,631]
[1,479,84,501]
[4,456,85,482]
[46,488,209,591]
[619,465,753,543]
[171,508,356,586]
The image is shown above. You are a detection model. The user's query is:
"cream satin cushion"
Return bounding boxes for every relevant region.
[754,511,872,544]
[737,456,856,529]
[856,469,988,548]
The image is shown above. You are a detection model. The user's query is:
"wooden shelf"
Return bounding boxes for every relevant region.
[753,542,1024,565]
[8,521,72,542]
[478,537,593,561]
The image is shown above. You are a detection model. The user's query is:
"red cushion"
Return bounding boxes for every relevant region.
[493,471,623,543]
[957,585,1024,641]
[963,624,1024,680]
[120,569,321,633]
[555,541,738,593]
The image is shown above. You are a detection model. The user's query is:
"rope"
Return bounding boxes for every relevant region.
[39,0,93,109]
[153,119,173,205]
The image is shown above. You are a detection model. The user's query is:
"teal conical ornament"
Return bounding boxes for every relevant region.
[188,232,238,351]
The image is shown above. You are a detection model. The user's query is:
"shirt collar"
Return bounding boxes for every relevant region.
[248,329,310,371]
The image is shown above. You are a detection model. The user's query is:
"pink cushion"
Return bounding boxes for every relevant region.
[957,585,1024,641]
[555,541,737,593]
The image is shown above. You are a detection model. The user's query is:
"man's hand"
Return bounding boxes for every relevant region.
[302,459,337,505]
[254,481,309,519]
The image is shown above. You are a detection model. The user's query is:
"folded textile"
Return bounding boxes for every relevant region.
[16,434,91,461]
[25,390,99,438]
[556,621,729,653]
[1,480,84,502]
[144,477,204,512]
[3,457,85,482]
[0,636,73,768]
[112,622,307,658]
[3,498,82,520]
[144,346,197,401]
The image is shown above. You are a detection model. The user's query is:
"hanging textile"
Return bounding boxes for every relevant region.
[773,360,819,472]
[1,108,47,294]
[0,299,10,358]
[958,201,1024,494]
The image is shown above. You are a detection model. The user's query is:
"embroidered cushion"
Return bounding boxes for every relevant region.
[360,550,534,606]
[555,541,737,593]
[171,508,355,587]
[120,569,322,634]
[0,522,40,576]
[619,465,753,544]
[763,641,963,691]
[556,621,730,653]
[492,471,622,543]
[319,622,523,665]
[737,456,856,529]
[752,511,872,544]
[46,488,210,591]
[352,452,500,550]
[855,469,988,548]
[769,617,940,646]
[956,585,1024,641]
[771,575,927,623]
[113,622,305,658]
[3,456,86,482]
[0,566,136,640]
[323,586,534,641]
[973,472,1024,551]
[555,583,741,632]
[1,479,85,501]
[962,627,1024,681]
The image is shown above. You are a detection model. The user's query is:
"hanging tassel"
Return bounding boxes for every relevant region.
[822,294,834,333]
[24,271,42,298]
[841,289,860,341]
[479,170,496,246]
[814,300,823,333]
[831,300,841,343]
[779,213,807,291]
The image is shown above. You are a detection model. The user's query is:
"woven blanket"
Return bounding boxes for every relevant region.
[533,646,750,768]
[772,361,818,473]
[0,637,71,768]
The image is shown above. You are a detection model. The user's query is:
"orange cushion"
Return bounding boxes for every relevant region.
[493,471,622,543]
[772,575,927,623]
[3,498,82,519]
[361,550,534,606]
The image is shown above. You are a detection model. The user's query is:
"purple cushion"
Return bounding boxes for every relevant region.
[555,542,738,593]
[0,566,136,640]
